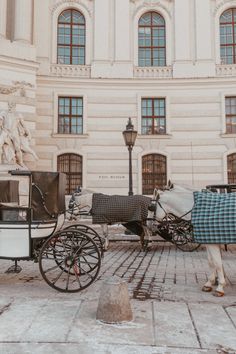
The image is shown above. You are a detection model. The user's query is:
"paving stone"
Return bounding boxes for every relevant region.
[153,301,200,348]
[189,303,236,350]
[226,305,236,327]
[0,239,235,353]
[68,299,154,346]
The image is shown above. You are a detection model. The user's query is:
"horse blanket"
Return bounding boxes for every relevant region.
[191,190,236,244]
[91,193,151,224]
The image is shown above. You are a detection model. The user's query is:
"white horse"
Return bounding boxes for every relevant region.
[148,183,227,297]
[68,188,152,251]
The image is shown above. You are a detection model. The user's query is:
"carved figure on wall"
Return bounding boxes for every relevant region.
[0,110,38,167]
[8,112,38,167]
[0,111,15,164]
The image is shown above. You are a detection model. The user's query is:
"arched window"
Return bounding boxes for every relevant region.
[57,153,82,194]
[57,9,85,65]
[138,11,166,67]
[227,153,236,183]
[220,8,236,64]
[142,154,167,194]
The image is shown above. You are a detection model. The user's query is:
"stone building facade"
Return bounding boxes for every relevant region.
[1,0,236,195]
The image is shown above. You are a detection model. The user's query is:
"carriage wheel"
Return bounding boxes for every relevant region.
[39,229,101,293]
[63,224,104,257]
[171,221,201,252]
[176,242,200,252]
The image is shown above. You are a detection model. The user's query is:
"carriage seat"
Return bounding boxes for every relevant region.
[0,180,20,221]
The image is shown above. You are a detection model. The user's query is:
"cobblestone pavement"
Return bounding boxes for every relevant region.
[0,224,235,353]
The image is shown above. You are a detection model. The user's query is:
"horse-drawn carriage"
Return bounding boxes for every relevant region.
[0,170,102,293]
[0,171,211,294]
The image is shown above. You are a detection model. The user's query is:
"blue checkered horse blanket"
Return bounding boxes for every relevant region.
[191,190,236,244]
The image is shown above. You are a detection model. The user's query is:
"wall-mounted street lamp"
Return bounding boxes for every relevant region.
[122,118,137,196]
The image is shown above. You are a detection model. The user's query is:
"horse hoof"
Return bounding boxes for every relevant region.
[202,286,212,292]
[213,290,224,297]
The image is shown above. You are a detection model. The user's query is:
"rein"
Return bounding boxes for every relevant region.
[156,199,192,220]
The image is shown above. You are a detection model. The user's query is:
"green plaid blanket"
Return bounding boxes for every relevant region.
[191,190,236,244]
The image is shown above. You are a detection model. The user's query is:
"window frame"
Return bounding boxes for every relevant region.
[142,153,167,195]
[141,97,166,135]
[225,96,236,134]
[220,8,236,65]
[227,153,236,183]
[133,6,171,67]
[51,3,91,66]
[57,8,85,65]
[138,11,166,67]
[58,96,83,135]
[53,91,87,136]
[57,153,83,194]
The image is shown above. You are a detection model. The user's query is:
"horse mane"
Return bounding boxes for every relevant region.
[163,181,197,193]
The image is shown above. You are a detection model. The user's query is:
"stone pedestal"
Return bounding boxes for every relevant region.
[96,275,133,323]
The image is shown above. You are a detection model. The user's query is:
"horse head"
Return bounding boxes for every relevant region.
[148,183,195,221]
[68,187,94,215]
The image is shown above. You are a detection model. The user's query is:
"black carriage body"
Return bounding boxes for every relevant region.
[0,171,67,260]
[31,171,66,220]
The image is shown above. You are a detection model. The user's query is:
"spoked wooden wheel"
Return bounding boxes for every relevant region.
[172,221,201,252]
[39,229,101,292]
[64,224,104,257]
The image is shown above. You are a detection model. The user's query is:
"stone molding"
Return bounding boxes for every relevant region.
[130,0,173,3]
[134,66,172,78]
[50,64,91,77]
[216,64,236,76]
[51,0,92,16]
[132,0,172,19]
[213,0,236,15]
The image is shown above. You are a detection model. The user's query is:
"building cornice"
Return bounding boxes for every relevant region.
[0,55,39,72]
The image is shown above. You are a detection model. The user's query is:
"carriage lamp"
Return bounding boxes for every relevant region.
[122,118,137,196]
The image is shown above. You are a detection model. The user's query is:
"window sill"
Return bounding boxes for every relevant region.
[220,133,236,138]
[52,133,89,138]
[138,134,172,139]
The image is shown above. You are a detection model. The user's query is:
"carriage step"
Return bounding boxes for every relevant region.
[5,261,22,274]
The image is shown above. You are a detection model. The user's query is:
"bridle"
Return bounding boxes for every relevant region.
[148,187,192,220]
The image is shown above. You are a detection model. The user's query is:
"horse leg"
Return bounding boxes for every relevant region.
[202,245,217,292]
[101,224,109,251]
[142,226,153,250]
[210,245,226,297]
[204,245,226,297]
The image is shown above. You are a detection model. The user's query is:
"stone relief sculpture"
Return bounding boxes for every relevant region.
[0,110,38,167]
[0,111,15,164]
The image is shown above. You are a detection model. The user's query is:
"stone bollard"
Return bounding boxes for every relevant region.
[96,275,133,324]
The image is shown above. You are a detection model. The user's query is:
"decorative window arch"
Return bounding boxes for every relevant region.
[57,8,85,65]
[57,153,83,194]
[52,2,91,65]
[227,153,236,183]
[142,154,167,194]
[220,8,236,64]
[138,11,166,67]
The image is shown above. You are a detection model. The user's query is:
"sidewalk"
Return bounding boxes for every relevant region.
[0,224,235,354]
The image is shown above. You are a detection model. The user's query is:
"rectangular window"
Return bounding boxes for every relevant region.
[225,97,236,134]
[141,98,166,135]
[58,97,83,134]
